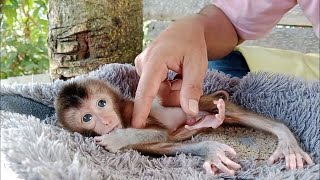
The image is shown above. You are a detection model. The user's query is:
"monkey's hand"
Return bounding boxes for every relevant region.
[95,129,130,153]
[201,141,241,176]
[185,99,225,130]
[267,137,314,170]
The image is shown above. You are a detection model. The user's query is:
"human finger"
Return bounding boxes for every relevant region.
[134,53,144,76]
[132,63,167,128]
[180,52,207,116]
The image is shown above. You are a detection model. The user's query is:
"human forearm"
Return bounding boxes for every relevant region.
[198,5,240,59]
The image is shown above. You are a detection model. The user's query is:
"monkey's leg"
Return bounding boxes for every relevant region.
[129,141,241,176]
[94,125,241,176]
[167,126,208,142]
[198,90,229,113]
[225,102,314,170]
[185,98,225,130]
[191,92,313,169]
[182,90,230,130]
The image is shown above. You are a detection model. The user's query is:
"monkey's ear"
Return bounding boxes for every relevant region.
[209,90,230,101]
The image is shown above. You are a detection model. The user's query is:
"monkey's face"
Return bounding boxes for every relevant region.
[67,92,123,135]
[56,79,125,136]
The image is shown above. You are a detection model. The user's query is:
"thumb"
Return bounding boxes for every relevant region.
[180,53,207,116]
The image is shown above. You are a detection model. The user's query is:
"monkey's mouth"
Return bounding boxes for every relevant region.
[113,124,122,130]
[107,124,122,133]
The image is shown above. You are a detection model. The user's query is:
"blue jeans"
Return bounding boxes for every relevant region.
[208,51,250,78]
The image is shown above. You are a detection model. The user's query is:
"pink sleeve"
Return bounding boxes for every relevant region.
[212,0,297,40]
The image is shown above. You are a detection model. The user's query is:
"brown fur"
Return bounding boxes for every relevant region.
[55,78,313,174]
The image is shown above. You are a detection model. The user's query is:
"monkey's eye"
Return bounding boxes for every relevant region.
[97,99,107,107]
[83,114,93,122]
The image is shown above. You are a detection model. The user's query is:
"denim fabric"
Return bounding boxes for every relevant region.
[208,51,250,78]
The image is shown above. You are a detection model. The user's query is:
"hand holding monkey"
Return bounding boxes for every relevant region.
[55,79,240,175]
[156,78,226,130]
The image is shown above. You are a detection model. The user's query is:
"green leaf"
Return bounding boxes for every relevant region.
[38,19,47,26]
[1,0,49,78]
[27,0,34,9]
[32,7,40,17]
[2,5,17,26]
[0,72,8,79]
[9,0,19,8]
[35,0,46,8]
[6,51,18,66]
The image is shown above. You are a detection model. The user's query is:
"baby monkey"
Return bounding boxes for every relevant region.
[55,78,313,176]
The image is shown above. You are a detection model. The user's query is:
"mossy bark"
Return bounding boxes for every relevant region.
[48,0,143,79]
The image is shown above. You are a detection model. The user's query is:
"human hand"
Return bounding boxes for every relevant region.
[132,14,209,128]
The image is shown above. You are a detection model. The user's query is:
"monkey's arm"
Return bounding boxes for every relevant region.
[95,128,168,153]
[94,125,205,151]
[225,102,314,169]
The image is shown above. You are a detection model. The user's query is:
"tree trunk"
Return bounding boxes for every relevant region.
[48,0,143,80]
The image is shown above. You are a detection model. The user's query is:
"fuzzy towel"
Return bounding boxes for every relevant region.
[1,63,319,179]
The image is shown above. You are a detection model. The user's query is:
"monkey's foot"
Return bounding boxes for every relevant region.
[267,139,314,170]
[185,98,225,130]
[201,141,241,176]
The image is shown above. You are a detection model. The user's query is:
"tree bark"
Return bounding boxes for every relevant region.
[48,0,143,79]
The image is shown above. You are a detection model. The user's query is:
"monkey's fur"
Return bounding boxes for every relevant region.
[54,78,313,176]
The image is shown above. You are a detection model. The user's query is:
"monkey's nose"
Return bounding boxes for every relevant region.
[100,118,111,125]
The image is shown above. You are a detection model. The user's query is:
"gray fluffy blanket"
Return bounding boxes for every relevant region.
[1,63,319,179]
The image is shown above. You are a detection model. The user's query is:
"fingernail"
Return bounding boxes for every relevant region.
[188,99,199,114]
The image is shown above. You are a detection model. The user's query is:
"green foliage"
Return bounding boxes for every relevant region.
[1,0,49,79]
